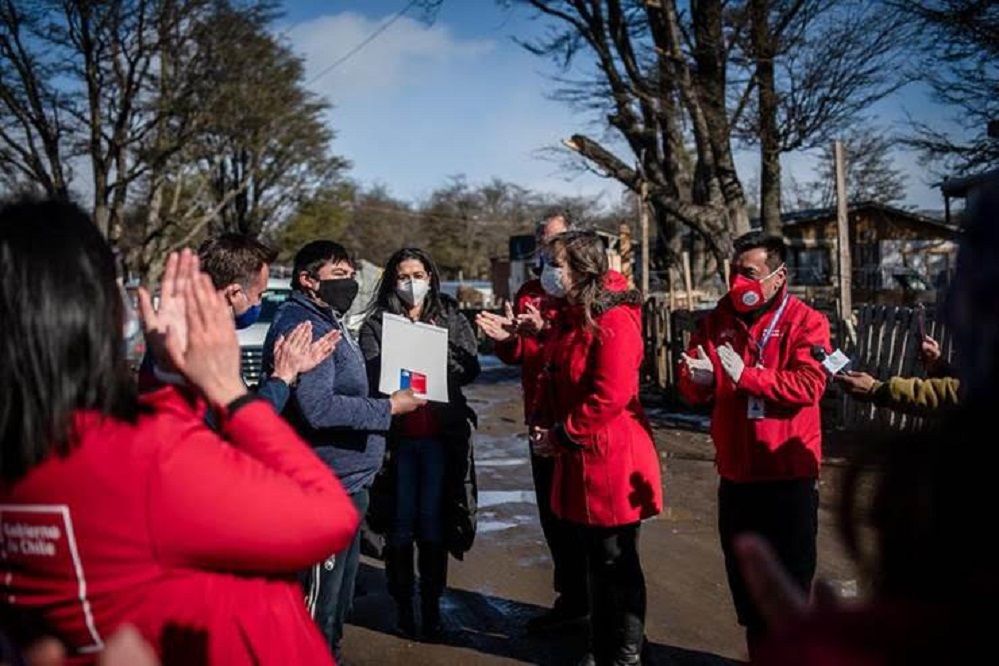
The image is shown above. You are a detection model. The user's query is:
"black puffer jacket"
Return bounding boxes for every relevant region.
[358,294,480,559]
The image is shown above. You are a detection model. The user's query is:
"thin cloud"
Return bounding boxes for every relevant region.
[285,12,494,103]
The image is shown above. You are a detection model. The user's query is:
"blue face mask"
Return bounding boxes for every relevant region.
[234,303,261,329]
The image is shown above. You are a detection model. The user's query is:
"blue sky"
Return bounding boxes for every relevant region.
[279,0,952,212]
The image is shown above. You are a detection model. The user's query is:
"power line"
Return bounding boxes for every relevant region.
[305,0,419,87]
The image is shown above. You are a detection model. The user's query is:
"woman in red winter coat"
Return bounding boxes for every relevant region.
[0,198,359,665]
[533,230,663,666]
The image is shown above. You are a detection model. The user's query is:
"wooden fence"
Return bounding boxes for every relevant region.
[642,297,952,431]
[841,303,954,430]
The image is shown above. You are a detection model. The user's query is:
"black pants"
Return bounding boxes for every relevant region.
[577,522,646,661]
[531,451,589,612]
[718,477,819,635]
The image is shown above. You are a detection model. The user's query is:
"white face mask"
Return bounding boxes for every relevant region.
[540,263,567,298]
[396,278,430,306]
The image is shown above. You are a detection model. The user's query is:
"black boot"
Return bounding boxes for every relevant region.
[606,580,645,666]
[385,544,417,638]
[418,541,449,641]
[609,612,644,665]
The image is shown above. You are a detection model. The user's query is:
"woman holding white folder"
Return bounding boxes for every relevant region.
[359,248,481,641]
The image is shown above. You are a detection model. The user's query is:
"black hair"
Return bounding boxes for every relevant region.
[291,240,355,291]
[370,247,444,323]
[197,233,277,290]
[732,231,787,269]
[0,197,138,482]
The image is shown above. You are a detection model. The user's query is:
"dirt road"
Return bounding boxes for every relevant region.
[341,358,860,665]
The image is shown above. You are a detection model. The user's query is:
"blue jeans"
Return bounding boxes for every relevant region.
[389,437,446,546]
[315,489,368,659]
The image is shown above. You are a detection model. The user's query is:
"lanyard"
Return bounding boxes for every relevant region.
[754,293,791,367]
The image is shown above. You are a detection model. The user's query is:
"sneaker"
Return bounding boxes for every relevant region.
[525,598,589,635]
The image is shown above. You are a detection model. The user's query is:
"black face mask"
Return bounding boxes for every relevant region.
[317,278,359,314]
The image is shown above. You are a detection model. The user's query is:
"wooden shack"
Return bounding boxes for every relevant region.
[780,201,958,306]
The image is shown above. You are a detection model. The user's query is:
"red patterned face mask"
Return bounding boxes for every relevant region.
[729,265,783,313]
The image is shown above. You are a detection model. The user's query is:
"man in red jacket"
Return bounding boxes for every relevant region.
[678,231,831,660]
[475,210,589,634]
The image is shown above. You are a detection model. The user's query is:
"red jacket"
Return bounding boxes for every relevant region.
[0,387,359,666]
[494,278,562,423]
[535,273,663,526]
[678,288,830,482]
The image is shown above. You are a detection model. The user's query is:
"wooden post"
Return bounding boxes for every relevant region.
[640,180,650,295]
[668,267,676,311]
[834,140,853,324]
[619,222,635,288]
[681,251,694,310]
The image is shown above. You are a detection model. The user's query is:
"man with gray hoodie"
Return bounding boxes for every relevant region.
[262,240,423,664]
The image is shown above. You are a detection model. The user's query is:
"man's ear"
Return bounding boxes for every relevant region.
[297,271,315,291]
[223,283,240,304]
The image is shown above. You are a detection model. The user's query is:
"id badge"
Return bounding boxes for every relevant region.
[747,396,765,420]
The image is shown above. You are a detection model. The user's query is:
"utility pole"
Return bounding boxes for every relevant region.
[834,140,853,324]
[640,179,650,296]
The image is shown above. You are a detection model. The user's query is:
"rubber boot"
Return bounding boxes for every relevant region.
[417,541,449,641]
[609,612,644,665]
[607,583,645,666]
[384,544,417,638]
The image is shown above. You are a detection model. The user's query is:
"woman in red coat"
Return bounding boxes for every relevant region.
[533,230,663,666]
[0,198,359,665]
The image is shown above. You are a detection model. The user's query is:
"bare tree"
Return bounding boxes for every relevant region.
[731,0,912,233]
[1,0,349,282]
[900,0,999,176]
[810,127,908,207]
[511,0,751,281]
[0,0,76,198]
[187,3,347,239]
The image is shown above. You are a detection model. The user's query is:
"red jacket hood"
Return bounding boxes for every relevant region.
[562,269,641,324]
[603,269,630,292]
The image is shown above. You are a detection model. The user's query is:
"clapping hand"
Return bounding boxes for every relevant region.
[272,322,341,384]
[681,345,715,387]
[717,343,746,384]
[138,250,193,373]
[475,302,520,342]
[515,302,545,335]
[138,250,246,407]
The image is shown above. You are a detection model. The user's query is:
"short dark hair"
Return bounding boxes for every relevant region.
[197,233,277,290]
[291,240,355,291]
[732,231,786,269]
[0,197,138,482]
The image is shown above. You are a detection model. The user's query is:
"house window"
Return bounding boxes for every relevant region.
[791,248,829,286]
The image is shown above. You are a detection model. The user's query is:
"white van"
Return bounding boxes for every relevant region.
[237,277,292,385]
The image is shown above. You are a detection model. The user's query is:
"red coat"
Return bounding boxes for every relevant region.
[0,386,359,666]
[535,275,663,527]
[678,288,830,482]
[494,278,563,422]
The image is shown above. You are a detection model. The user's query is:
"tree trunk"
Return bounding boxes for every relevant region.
[751,0,782,236]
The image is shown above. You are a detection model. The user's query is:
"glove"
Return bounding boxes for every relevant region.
[681,344,715,386]
[717,343,746,385]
